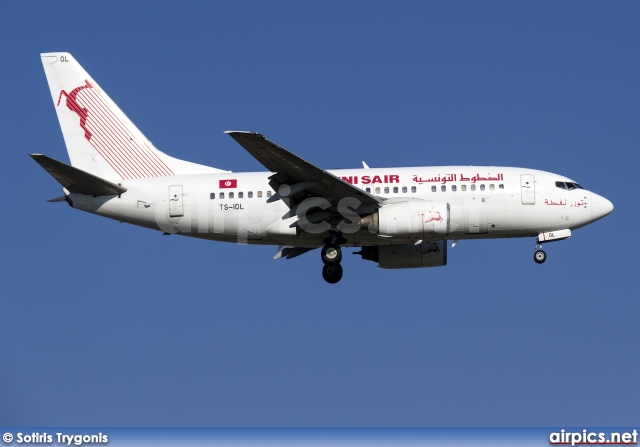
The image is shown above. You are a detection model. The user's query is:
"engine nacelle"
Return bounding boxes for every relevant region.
[363,200,450,240]
[357,240,447,269]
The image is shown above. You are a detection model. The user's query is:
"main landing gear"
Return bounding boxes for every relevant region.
[321,235,345,284]
[322,263,343,284]
[533,241,547,264]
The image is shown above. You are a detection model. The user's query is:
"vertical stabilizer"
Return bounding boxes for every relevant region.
[41,52,226,180]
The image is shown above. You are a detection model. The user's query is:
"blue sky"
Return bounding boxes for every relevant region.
[1,1,638,426]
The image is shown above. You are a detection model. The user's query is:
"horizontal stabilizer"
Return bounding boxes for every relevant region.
[30,154,127,196]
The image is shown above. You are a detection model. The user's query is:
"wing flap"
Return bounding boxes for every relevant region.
[30,154,127,196]
[273,246,317,260]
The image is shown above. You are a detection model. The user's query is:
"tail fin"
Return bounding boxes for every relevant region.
[41,52,226,180]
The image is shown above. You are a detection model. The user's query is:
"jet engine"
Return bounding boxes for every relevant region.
[361,200,450,240]
[356,240,447,269]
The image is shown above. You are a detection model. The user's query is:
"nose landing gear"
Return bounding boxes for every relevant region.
[533,241,546,264]
[533,230,572,264]
[534,249,547,264]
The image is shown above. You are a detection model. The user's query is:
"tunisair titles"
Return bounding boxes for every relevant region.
[339,173,504,185]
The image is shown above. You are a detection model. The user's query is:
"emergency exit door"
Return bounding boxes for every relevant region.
[169,185,184,217]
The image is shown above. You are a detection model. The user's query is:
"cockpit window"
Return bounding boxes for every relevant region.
[556,181,584,191]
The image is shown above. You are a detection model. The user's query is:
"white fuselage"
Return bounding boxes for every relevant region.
[67,165,612,248]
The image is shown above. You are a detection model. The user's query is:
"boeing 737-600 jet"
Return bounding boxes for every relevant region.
[31,53,613,283]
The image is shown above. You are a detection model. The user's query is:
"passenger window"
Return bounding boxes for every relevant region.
[366,187,371,193]
[384,187,389,194]
[499,184,504,189]
[461,185,467,191]
[257,191,262,198]
[210,193,215,199]
[411,186,417,193]
[441,185,446,192]
[267,191,272,197]
[229,192,234,199]
[402,186,407,193]
[238,192,244,198]
[393,187,398,193]
[375,187,381,194]
[480,184,485,191]
[220,192,225,199]
[452,185,457,192]
[431,186,436,192]
[471,185,476,191]
[490,184,495,191]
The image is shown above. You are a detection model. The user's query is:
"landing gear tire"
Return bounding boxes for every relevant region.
[322,264,343,284]
[321,244,342,265]
[534,249,547,264]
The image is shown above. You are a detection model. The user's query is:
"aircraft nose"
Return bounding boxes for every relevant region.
[592,193,613,221]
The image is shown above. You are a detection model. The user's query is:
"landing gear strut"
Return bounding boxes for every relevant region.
[321,234,345,284]
[533,241,546,264]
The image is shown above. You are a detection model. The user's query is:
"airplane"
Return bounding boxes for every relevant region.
[32,52,613,284]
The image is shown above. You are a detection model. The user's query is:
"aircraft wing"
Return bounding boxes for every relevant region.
[225,131,382,213]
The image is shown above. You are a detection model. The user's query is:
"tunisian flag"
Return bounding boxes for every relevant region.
[219,179,237,188]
